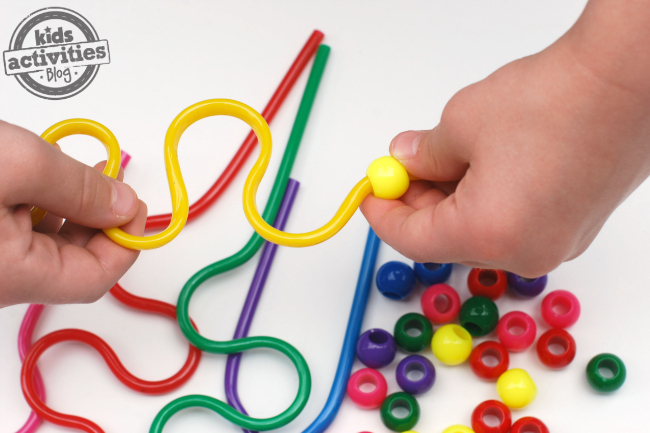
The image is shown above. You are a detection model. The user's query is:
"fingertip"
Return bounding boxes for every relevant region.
[111,180,138,219]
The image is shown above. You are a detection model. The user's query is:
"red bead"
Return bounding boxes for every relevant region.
[471,400,512,433]
[541,290,581,328]
[536,328,576,369]
[510,417,549,433]
[469,341,510,381]
[347,368,388,409]
[496,311,536,352]
[467,269,508,300]
[421,283,461,324]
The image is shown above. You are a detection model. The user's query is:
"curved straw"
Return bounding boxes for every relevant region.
[16,304,46,433]
[225,179,299,433]
[21,284,202,432]
[145,30,323,229]
[16,30,320,429]
[227,227,381,433]
[18,152,132,433]
[159,45,330,433]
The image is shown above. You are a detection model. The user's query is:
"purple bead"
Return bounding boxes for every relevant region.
[507,272,548,298]
[395,355,436,395]
[356,329,397,369]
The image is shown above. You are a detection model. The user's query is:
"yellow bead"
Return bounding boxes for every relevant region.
[366,156,410,199]
[442,425,475,433]
[431,324,473,366]
[496,368,537,409]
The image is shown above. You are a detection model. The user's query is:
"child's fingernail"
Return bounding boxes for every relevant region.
[112,181,137,217]
[390,130,424,160]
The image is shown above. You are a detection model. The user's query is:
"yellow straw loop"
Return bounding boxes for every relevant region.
[31,119,122,226]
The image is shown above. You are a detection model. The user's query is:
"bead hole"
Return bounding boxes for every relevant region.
[405,319,423,337]
[521,277,536,283]
[481,348,502,367]
[463,322,482,336]
[507,317,527,336]
[390,399,412,419]
[482,408,504,427]
[454,326,471,340]
[478,269,498,287]
[433,294,451,313]
[383,291,402,300]
[424,263,443,271]
[405,362,425,382]
[598,359,619,379]
[519,425,542,433]
[369,330,388,345]
[356,372,378,393]
[547,336,568,356]
[551,297,571,316]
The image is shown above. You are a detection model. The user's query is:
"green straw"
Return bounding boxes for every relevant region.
[150,44,330,433]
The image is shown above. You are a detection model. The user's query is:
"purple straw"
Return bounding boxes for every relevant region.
[225,178,299,433]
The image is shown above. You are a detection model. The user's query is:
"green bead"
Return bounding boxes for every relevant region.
[394,313,434,353]
[586,353,626,393]
[459,296,499,337]
[380,392,420,432]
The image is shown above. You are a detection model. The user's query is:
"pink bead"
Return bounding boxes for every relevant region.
[421,283,461,324]
[541,290,580,328]
[496,311,537,352]
[347,368,388,409]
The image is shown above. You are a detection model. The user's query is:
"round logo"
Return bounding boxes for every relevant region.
[3,7,110,100]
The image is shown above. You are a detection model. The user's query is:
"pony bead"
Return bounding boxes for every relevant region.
[510,417,549,433]
[471,400,512,433]
[586,353,627,393]
[496,369,537,409]
[442,426,475,433]
[376,261,416,300]
[366,156,410,199]
[496,311,537,352]
[356,328,397,369]
[541,290,581,328]
[507,273,547,298]
[394,313,434,353]
[414,262,453,286]
[395,355,436,395]
[347,368,388,409]
[468,269,508,300]
[459,296,500,337]
[432,324,473,366]
[469,341,510,381]
[536,328,576,369]
[421,283,461,324]
[380,392,420,432]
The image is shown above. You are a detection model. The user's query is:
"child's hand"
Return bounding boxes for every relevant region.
[0,120,147,307]
[361,1,650,277]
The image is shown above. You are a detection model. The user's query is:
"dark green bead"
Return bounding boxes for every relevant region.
[459,296,499,337]
[394,313,434,353]
[586,353,626,393]
[380,392,420,432]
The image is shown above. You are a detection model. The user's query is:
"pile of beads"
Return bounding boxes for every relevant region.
[349,261,445,431]
[353,261,626,432]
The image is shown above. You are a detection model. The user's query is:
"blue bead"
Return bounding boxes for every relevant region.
[414,262,453,286]
[507,272,548,298]
[356,328,397,369]
[396,354,436,395]
[376,261,416,300]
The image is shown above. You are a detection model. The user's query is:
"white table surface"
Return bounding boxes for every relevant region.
[2,1,648,432]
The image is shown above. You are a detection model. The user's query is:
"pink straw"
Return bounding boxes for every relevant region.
[16,304,46,433]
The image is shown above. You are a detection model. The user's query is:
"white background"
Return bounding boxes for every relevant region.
[1,1,648,432]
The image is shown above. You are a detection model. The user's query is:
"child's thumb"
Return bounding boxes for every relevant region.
[389,128,469,181]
